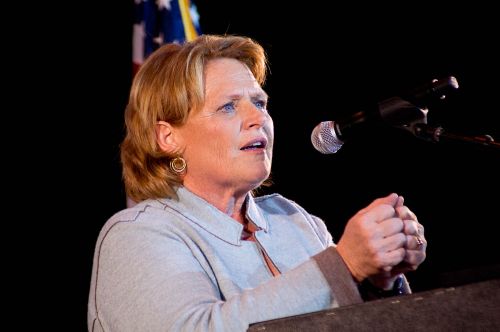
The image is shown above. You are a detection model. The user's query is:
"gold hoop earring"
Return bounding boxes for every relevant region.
[169,156,186,174]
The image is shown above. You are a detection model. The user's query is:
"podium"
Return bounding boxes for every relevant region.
[248,278,500,331]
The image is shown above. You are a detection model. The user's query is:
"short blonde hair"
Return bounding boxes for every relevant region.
[121,35,268,202]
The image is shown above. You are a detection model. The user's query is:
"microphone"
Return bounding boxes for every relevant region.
[311,76,459,154]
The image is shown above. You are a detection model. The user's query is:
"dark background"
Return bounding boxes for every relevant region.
[32,1,499,329]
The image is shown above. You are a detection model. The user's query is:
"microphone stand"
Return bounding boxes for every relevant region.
[413,123,500,149]
[412,124,500,151]
[390,103,500,152]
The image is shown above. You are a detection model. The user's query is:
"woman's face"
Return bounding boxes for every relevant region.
[177,58,273,196]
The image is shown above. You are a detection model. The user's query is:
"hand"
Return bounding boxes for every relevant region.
[393,196,427,273]
[368,196,427,289]
[336,193,406,283]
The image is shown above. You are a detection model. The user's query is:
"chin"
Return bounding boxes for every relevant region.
[244,170,270,187]
[255,172,271,186]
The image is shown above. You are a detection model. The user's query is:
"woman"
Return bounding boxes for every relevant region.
[88,34,426,331]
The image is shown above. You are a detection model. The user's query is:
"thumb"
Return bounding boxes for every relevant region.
[359,193,399,214]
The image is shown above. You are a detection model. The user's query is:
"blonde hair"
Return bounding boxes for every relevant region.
[121,35,268,202]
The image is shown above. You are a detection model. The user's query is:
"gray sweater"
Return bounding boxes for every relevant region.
[88,187,393,331]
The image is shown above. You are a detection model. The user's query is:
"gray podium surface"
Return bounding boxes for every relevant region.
[248,278,500,332]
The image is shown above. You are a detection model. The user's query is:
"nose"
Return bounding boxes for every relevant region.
[243,102,268,129]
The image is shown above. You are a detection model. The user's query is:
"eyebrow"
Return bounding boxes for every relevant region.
[225,91,269,100]
[253,91,269,100]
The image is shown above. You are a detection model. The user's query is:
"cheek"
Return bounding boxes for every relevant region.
[211,126,238,157]
[192,123,237,160]
[265,118,275,146]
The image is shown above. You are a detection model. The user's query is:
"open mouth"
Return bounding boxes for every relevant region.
[240,138,267,151]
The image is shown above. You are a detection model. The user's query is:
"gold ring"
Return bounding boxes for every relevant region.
[415,235,424,248]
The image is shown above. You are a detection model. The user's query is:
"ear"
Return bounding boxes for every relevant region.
[155,121,182,154]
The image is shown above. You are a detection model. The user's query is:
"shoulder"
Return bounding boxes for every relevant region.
[103,199,165,228]
[96,199,183,247]
[254,193,308,214]
[253,193,320,225]
[254,193,321,223]
[91,200,195,276]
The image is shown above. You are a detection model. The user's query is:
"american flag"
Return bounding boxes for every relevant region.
[128,0,201,208]
[133,0,201,74]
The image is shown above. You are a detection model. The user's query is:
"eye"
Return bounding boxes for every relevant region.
[219,102,236,113]
[253,99,267,110]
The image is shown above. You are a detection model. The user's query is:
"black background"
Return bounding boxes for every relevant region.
[29,1,500,329]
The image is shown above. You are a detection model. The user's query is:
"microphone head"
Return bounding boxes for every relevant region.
[311,121,344,154]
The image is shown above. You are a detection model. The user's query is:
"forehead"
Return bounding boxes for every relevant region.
[204,58,259,93]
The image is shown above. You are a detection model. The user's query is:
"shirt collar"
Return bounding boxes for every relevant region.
[245,193,269,232]
[157,186,268,246]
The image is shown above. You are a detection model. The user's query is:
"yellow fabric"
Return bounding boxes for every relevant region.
[178,0,198,41]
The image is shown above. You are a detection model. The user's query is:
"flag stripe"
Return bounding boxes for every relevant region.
[132,0,202,75]
[178,0,198,41]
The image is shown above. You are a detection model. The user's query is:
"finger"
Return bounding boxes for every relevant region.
[395,195,404,208]
[385,247,406,267]
[392,247,427,274]
[403,220,420,236]
[364,204,398,224]
[408,222,425,237]
[379,248,407,272]
[403,249,427,269]
[417,223,425,236]
[359,193,399,214]
[378,217,404,237]
[395,205,418,221]
[351,203,398,229]
[380,232,407,252]
[406,234,427,250]
[391,261,418,274]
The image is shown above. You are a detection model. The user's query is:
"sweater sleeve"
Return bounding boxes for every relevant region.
[295,209,410,305]
[312,246,364,305]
